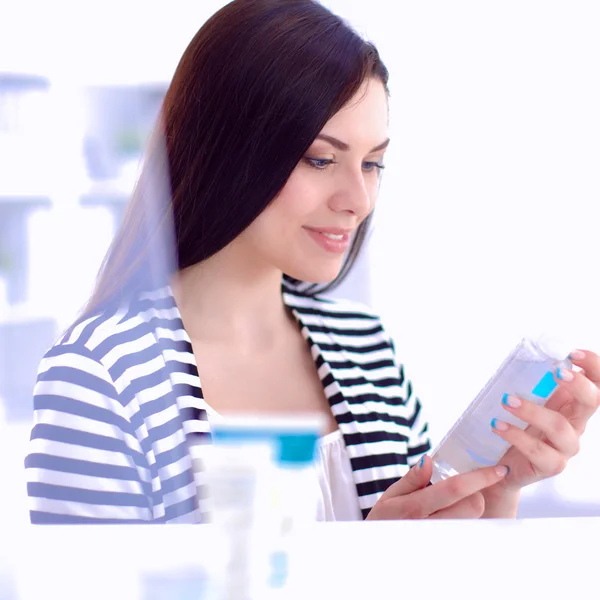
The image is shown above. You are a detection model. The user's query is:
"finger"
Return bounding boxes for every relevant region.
[420,464,508,516]
[491,419,568,477]
[568,349,600,386]
[429,492,485,519]
[501,395,580,457]
[379,455,431,502]
[553,365,600,432]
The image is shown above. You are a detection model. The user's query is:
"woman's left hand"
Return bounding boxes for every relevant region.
[485,349,600,508]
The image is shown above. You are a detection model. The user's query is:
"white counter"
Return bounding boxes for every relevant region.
[2,518,598,600]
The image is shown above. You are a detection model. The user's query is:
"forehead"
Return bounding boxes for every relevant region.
[318,79,389,144]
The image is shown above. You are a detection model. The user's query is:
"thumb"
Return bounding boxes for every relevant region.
[380,455,432,501]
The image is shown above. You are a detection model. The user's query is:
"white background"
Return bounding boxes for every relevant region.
[1,0,599,516]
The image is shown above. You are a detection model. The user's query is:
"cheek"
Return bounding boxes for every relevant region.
[268,170,324,222]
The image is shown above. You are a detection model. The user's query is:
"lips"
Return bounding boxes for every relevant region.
[304,227,353,254]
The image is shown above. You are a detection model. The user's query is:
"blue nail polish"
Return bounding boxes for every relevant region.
[491,418,498,429]
[419,456,425,469]
[501,393,510,406]
[556,367,563,380]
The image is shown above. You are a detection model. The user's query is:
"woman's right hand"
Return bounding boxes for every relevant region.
[366,456,509,520]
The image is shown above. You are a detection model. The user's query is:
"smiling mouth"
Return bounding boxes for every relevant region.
[304,227,352,254]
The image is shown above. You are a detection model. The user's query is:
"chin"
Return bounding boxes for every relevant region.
[283,260,343,285]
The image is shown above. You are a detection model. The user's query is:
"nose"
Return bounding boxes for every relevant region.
[328,169,374,219]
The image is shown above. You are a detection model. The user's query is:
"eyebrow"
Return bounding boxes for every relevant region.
[315,134,390,153]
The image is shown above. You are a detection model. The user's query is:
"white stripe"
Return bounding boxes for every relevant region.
[156,326,190,342]
[338,419,412,436]
[26,468,146,495]
[295,313,381,331]
[134,402,180,433]
[358,491,383,510]
[34,379,124,419]
[157,456,190,482]
[319,346,392,365]
[170,371,201,387]
[111,354,167,391]
[102,333,157,372]
[164,348,196,365]
[311,331,387,349]
[345,440,407,459]
[161,482,197,509]
[352,463,406,485]
[28,438,142,470]
[286,293,374,316]
[330,398,417,419]
[337,382,410,401]
[33,409,140,450]
[330,364,400,381]
[84,312,140,351]
[28,497,151,521]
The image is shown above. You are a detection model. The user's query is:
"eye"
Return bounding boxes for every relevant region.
[363,161,386,173]
[304,157,336,170]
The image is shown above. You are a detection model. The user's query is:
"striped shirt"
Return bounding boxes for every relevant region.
[25,283,431,523]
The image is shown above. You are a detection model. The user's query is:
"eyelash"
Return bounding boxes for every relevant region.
[304,158,386,173]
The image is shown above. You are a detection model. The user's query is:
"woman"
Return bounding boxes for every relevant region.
[26,0,599,524]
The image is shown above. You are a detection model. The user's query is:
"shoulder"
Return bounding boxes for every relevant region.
[284,290,388,329]
[284,290,382,322]
[56,288,177,364]
[284,291,396,355]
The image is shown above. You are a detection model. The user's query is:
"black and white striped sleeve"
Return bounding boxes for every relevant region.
[386,335,432,467]
[25,343,153,524]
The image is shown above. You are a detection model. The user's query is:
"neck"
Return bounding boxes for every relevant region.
[172,240,292,349]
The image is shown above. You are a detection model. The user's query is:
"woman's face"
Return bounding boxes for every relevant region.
[239,77,390,283]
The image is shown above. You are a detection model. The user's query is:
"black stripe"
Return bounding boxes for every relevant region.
[154,439,189,470]
[331,391,413,408]
[93,321,153,359]
[30,511,151,524]
[109,343,164,381]
[350,452,407,471]
[335,376,403,390]
[121,365,173,399]
[30,424,148,468]
[37,366,118,401]
[291,305,378,320]
[158,338,194,353]
[24,453,146,486]
[334,410,418,428]
[75,308,119,347]
[161,468,195,496]
[342,430,409,446]
[356,476,400,497]
[328,358,395,371]
[33,394,133,436]
[168,360,200,376]
[172,382,203,399]
[318,340,390,354]
[164,495,198,521]
[27,482,150,508]
[407,441,432,457]
[305,324,384,337]
[130,295,177,314]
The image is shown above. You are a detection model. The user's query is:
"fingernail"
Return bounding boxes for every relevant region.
[556,367,574,381]
[502,393,521,408]
[568,350,585,361]
[495,465,509,477]
[418,455,425,470]
[491,418,509,431]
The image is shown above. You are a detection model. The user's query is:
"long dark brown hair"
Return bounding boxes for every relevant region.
[83,0,389,320]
